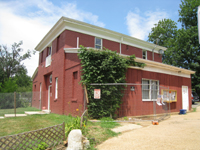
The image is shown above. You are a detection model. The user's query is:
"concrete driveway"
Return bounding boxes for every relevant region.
[97,106,200,150]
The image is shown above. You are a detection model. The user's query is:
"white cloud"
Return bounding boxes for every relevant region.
[0,0,105,77]
[126,8,168,40]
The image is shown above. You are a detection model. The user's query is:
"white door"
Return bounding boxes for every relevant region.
[182,86,189,110]
[48,85,52,111]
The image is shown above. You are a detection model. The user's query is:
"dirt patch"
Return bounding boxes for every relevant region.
[97,106,200,150]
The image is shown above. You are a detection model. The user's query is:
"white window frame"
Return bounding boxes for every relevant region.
[142,50,147,60]
[40,83,42,100]
[95,37,102,49]
[55,77,58,99]
[142,79,159,101]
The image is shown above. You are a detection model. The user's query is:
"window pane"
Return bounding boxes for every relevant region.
[151,81,158,99]
[95,38,101,45]
[142,51,146,59]
[95,45,101,49]
[142,80,149,99]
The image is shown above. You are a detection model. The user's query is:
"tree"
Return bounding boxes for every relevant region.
[178,0,200,29]
[148,0,200,93]
[147,19,178,65]
[0,41,33,92]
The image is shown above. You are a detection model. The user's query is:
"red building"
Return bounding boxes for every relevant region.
[32,16,195,116]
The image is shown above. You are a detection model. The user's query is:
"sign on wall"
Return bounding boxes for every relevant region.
[94,89,101,99]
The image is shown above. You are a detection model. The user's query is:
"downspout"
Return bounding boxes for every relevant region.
[152,44,157,61]
[77,37,79,48]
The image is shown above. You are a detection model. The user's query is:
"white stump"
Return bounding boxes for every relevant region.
[67,129,83,150]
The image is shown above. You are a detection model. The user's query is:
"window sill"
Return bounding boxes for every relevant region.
[71,98,77,103]
[142,99,157,101]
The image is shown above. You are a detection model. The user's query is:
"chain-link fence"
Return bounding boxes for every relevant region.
[85,83,170,122]
[0,92,41,117]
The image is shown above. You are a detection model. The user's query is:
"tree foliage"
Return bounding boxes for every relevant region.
[148,0,200,93]
[78,46,144,118]
[0,41,33,93]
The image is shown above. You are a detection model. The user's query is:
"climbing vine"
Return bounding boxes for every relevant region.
[78,46,145,118]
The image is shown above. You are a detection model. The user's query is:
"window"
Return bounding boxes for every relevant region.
[55,77,58,99]
[40,51,43,64]
[142,79,159,101]
[40,83,42,100]
[49,74,52,83]
[57,36,60,52]
[142,50,147,59]
[48,46,52,56]
[95,37,102,49]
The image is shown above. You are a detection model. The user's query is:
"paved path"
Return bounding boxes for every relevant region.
[97,106,200,150]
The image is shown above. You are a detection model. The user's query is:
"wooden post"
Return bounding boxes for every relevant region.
[63,122,65,141]
[84,85,89,103]
[14,92,16,117]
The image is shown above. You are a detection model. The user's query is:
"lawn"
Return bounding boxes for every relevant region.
[0,113,120,149]
[0,107,40,116]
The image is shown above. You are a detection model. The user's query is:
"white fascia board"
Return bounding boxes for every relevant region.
[63,18,167,53]
[35,16,167,53]
[134,57,195,75]
[64,47,195,77]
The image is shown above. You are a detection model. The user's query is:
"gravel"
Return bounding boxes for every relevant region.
[97,106,200,150]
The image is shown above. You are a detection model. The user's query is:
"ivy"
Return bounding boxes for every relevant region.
[78,46,145,118]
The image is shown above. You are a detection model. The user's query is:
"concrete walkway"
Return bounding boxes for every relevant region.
[97,107,200,150]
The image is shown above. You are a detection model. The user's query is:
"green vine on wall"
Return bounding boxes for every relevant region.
[78,46,145,118]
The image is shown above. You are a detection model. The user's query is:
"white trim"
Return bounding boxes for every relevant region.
[48,85,52,111]
[182,86,189,111]
[55,77,58,99]
[40,83,42,110]
[35,17,167,54]
[142,50,147,60]
[63,47,195,77]
[141,66,191,78]
[95,37,102,49]
[77,37,79,48]
[142,79,159,101]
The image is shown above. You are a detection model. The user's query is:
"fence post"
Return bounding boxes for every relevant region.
[14,92,16,117]
[63,122,65,141]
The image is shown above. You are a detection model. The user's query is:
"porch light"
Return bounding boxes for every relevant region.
[130,86,135,91]
[159,49,164,57]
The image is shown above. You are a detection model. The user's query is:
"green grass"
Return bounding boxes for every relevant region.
[192,108,197,112]
[0,107,40,116]
[0,113,71,137]
[0,114,120,149]
[83,117,120,148]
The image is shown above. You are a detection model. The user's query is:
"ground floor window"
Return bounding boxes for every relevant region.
[55,77,58,99]
[142,79,159,101]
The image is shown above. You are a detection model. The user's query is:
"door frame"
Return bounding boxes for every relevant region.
[48,85,52,111]
[182,86,189,110]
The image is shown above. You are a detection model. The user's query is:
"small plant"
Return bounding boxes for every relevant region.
[192,108,196,112]
[65,116,87,137]
[123,117,128,121]
[35,142,48,150]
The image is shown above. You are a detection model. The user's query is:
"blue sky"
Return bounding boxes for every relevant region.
[0,0,182,76]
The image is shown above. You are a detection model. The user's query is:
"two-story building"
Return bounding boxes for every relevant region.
[32,16,195,116]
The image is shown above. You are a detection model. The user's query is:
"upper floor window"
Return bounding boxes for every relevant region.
[142,50,147,59]
[95,37,102,49]
[48,46,52,56]
[40,51,43,64]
